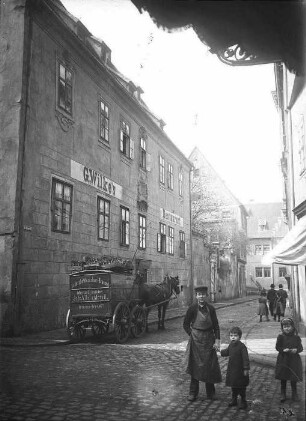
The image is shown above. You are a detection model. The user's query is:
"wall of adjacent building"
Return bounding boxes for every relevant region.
[1,1,192,334]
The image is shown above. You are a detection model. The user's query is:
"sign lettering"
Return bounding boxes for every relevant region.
[160,208,183,227]
[71,160,122,199]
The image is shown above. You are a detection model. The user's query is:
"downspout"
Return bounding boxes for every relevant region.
[13,1,33,333]
[189,167,194,303]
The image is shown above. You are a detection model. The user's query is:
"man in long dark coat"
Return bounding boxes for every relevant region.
[183,286,222,401]
[267,284,277,318]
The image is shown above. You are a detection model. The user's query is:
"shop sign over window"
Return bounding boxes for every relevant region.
[71,160,122,199]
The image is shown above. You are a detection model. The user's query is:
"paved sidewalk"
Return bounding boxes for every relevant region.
[1,295,305,371]
[0,296,255,347]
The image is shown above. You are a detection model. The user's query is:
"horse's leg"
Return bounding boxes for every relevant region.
[146,307,150,333]
[157,305,161,329]
[161,302,169,330]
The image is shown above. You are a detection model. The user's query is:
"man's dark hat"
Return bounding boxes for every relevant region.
[194,286,208,294]
[279,284,283,288]
[270,284,275,288]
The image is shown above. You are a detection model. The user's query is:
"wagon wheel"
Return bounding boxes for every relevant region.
[66,310,86,343]
[91,321,108,337]
[130,305,146,338]
[113,302,130,344]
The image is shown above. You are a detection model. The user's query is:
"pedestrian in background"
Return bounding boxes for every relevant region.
[267,284,277,318]
[258,290,270,322]
[274,284,288,322]
[183,286,222,402]
[218,326,250,410]
[275,317,303,402]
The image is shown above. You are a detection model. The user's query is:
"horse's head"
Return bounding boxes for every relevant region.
[166,275,180,295]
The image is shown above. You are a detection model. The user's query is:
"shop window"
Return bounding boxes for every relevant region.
[51,179,72,233]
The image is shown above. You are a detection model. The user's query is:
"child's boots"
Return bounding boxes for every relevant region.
[238,390,248,410]
[291,382,299,402]
[228,397,238,407]
[228,391,238,407]
[280,383,286,403]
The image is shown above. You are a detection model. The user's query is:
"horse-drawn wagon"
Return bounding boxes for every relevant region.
[65,268,180,343]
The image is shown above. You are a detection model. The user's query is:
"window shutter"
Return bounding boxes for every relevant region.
[146,153,151,171]
[157,233,161,252]
[129,138,134,159]
[120,130,124,152]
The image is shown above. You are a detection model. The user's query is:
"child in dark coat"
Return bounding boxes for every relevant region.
[258,290,270,322]
[219,326,250,409]
[275,317,303,402]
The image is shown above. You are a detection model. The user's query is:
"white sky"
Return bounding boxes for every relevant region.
[62,0,283,205]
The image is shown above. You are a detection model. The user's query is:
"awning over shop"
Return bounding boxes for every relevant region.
[263,216,306,266]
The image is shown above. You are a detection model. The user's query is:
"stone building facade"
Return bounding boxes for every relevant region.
[245,202,289,291]
[189,147,248,301]
[0,0,192,334]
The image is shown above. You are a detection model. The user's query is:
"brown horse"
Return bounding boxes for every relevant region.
[135,274,180,331]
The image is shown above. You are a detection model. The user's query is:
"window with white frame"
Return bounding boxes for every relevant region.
[120,206,130,246]
[51,179,72,233]
[139,214,146,249]
[159,155,165,184]
[255,267,263,278]
[255,245,262,255]
[97,197,110,240]
[263,244,271,254]
[179,231,185,258]
[264,267,271,277]
[99,100,109,142]
[120,120,134,158]
[279,267,287,277]
[178,168,183,196]
[58,63,73,115]
[157,222,166,253]
[167,163,174,190]
[168,226,174,255]
[140,136,147,169]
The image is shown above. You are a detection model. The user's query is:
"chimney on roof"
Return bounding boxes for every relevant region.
[159,119,166,130]
[136,86,144,101]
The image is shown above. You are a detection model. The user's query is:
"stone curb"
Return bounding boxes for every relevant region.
[0,297,257,348]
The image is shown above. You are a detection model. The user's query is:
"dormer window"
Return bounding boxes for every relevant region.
[258,219,267,231]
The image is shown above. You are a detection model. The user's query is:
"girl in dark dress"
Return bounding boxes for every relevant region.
[275,317,303,402]
[219,326,250,410]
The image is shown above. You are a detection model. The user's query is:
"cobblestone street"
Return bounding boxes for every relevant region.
[1,300,305,420]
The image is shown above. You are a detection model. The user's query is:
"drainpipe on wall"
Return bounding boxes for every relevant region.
[189,167,194,303]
